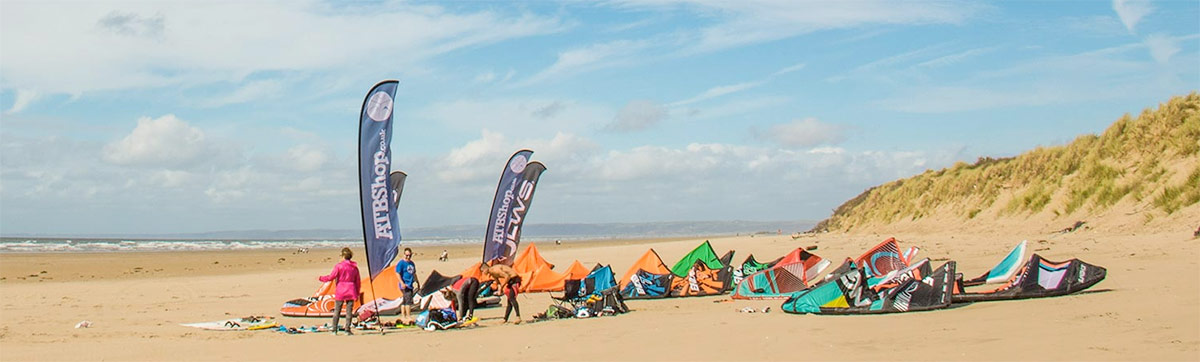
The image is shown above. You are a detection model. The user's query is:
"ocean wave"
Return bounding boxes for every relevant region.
[0,238,486,253]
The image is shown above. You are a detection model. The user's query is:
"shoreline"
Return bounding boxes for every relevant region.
[0,235,710,283]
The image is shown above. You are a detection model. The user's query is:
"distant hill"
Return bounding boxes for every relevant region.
[10,220,816,240]
[813,93,1200,234]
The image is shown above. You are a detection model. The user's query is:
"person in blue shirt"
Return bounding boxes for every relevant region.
[395,247,417,325]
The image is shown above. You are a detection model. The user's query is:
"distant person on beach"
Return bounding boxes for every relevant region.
[481,262,522,324]
[439,250,448,262]
[453,276,481,323]
[395,247,417,325]
[318,247,361,335]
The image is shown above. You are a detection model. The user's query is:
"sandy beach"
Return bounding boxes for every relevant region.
[2,227,1197,361]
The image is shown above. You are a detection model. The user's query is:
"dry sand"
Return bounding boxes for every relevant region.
[1,229,1197,361]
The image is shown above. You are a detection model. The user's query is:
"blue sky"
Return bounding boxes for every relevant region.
[1,0,1197,235]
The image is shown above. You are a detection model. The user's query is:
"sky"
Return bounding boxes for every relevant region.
[1,0,1197,236]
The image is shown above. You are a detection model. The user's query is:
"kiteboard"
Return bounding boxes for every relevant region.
[181,316,277,331]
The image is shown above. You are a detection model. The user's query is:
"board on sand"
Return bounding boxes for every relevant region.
[181,316,277,331]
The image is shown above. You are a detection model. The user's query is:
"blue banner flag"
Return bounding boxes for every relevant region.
[483,149,547,265]
[358,80,401,278]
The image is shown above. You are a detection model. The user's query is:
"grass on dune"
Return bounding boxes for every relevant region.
[814,92,1200,232]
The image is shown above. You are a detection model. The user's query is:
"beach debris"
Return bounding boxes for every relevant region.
[739,307,756,313]
[1193,225,1199,239]
[75,320,92,328]
[805,245,818,251]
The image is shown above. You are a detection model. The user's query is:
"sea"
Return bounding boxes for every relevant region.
[0,220,816,253]
[0,236,581,253]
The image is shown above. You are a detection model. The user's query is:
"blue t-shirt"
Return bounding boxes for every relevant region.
[395,259,416,288]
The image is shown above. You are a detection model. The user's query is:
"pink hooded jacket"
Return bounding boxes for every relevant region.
[319,260,362,301]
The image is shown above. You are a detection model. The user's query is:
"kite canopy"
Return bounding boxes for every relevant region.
[619,249,673,299]
[741,254,780,276]
[513,243,555,273]
[582,265,618,295]
[961,240,1027,287]
[732,248,831,300]
[512,243,570,292]
[854,237,911,278]
[669,259,733,297]
[562,260,592,280]
[782,259,956,315]
[670,241,726,277]
[284,261,405,317]
[281,281,345,317]
[418,270,462,297]
[953,254,1106,302]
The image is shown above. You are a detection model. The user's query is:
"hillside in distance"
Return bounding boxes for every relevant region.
[813,93,1200,235]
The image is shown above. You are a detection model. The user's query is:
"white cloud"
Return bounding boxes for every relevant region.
[759,118,847,148]
[196,79,284,108]
[669,81,766,107]
[681,96,791,121]
[1112,0,1153,34]
[518,39,654,86]
[150,170,191,188]
[204,167,256,203]
[1144,33,1180,64]
[0,1,563,94]
[285,144,329,172]
[438,130,509,183]
[102,114,208,167]
[916,46,998,68]
[879,38,1200,113]
[772,63,807,76]
[608,100,668,132]
[4,90,39,115]
[418,97,611,135]
[612,0,982,54]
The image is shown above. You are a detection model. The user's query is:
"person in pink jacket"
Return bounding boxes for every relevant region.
[319,247,362,335]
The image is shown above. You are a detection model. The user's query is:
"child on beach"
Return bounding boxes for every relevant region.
[481,262,522,324]
[318,247,361,335]
[395,247,417,325]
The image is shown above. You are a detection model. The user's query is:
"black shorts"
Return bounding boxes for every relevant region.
[401,287,414,306]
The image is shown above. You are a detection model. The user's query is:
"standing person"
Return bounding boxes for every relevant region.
[395,247,417,325]
[318,248,361,335]
[481,262,522,324]
[453,276,481,324]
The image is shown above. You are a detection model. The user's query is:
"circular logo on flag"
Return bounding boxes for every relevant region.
[365,91,394,122]
[509,155,528,174]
